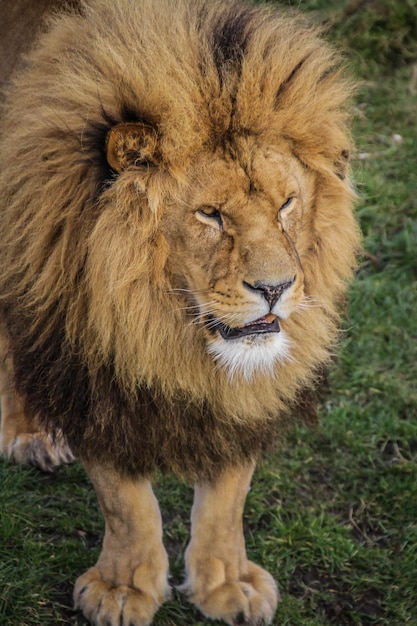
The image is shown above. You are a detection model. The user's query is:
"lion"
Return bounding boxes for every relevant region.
[0,0,360,624]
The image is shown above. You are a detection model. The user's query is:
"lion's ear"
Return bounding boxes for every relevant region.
[106,122,159,172]
[335,149,350,180]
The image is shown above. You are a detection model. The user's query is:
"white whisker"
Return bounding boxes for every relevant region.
[296,295,322,311]
[179,301,217,313]
[167,287,212,298]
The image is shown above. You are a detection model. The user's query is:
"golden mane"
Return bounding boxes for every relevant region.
[0,0,360,481]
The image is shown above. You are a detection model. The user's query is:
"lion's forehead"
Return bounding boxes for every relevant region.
[185,144,309,210]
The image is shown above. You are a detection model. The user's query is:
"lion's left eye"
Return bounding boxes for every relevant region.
[197,206,223,229]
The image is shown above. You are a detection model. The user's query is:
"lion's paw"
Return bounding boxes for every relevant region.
[184,561,279,626]
[74,567,164,626]
[3,432,74,472]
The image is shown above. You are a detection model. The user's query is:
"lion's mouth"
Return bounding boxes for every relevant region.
[207,313,280,340]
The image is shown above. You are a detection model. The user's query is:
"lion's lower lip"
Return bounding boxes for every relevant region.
[208,314,281,340]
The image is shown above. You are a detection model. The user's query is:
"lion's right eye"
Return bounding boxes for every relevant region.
[279,196,294,212]
[197,206,223,229]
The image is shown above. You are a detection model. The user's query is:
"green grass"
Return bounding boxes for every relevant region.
[1,1,417,624]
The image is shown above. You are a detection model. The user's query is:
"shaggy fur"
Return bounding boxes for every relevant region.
[0,0,360,482]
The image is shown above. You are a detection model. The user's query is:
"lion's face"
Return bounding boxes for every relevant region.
[160,140,312,379]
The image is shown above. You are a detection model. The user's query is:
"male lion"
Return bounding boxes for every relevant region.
[0,0,360,624]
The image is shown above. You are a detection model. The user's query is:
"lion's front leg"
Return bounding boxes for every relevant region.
[74,461,170,626]
[181,462,279,626]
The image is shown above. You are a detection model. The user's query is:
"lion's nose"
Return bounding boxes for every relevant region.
[243,279,294,309]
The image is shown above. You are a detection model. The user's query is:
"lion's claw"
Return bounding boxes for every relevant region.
[183,562,279,626]
[74,567,165,626]
[232,614,268,626]
[4,431,74,472]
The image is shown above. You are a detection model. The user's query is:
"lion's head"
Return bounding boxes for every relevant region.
[0,0,360,444]
[107,124,310,380]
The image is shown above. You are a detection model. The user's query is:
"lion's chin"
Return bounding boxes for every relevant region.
[207,331,291,381]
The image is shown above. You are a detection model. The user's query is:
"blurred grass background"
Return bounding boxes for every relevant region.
[1,0,416,624]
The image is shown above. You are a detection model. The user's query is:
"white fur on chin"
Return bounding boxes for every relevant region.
[207,331,292,381]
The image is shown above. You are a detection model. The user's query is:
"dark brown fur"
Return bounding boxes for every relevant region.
[7,308,281,480]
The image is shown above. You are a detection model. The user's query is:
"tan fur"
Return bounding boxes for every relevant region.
[73,461,170,625]
[0,0,360,624]
[181,461,279,624]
